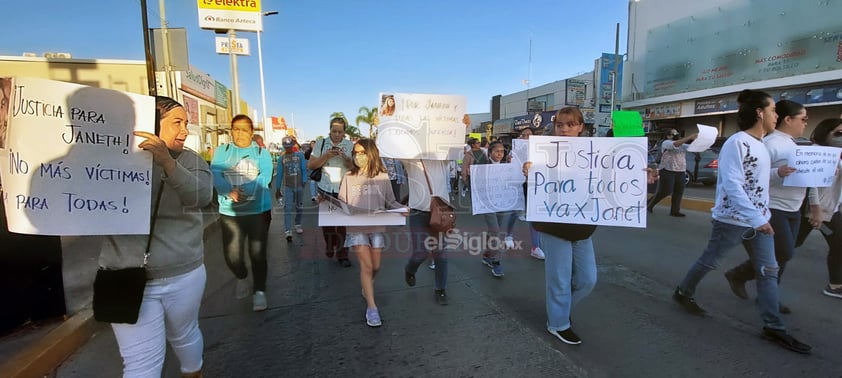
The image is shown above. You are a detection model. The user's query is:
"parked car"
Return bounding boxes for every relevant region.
[685,149,719,186]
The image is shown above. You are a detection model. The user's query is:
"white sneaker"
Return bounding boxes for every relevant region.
[285,230,293,242]
[428,261,436,270]
[235,278,250,299]
[504,236,515,249]
[294,224,304,234]
[518,215,527,221]
[311,196,317,202]
[531,247,546,260]
[253,291,267,311]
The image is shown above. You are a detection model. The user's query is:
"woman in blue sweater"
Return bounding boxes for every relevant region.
[211,115,275,312]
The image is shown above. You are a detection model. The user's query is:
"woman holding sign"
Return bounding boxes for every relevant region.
[524,107,598,345]
[673,89,811,354]
[100,96,212,377]
[211,115,275,312]
[338,139,408,327]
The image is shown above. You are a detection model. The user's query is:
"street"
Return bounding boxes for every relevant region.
[55,194,842,377]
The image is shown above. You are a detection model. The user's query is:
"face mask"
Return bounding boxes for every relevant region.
[354,154,369,168]
[829,136,842,148]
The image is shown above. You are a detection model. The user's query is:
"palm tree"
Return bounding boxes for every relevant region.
[355,106,379,138]
[329,112,361,139]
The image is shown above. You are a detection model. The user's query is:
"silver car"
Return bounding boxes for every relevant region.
[685,149,719,186]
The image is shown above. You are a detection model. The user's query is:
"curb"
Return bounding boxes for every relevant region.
[0,309,100,378]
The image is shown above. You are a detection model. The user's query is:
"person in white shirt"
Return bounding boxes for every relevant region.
[673,89,811,354]
[646,129,697,216]
[724,100,821,314]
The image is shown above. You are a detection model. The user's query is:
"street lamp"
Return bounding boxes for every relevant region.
[257,10,278,140]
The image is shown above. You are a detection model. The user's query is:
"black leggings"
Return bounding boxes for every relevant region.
[219,212,271,292]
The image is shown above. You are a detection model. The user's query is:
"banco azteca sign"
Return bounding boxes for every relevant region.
[197,0,261,32]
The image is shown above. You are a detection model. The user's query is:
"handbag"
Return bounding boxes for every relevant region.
[309,139,328,182]
[421,160,456,232]
[93,181,164,324]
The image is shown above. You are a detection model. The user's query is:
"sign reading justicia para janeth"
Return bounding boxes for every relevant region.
[197,0,262,32]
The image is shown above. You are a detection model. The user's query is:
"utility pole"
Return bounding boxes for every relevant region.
[610,22,620,115]
[229,29,241,115]
[158,0,175,98]
[139,0,156,96]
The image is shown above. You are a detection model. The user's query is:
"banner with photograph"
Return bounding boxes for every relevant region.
[376,93,467,160]
[1,77,155,235]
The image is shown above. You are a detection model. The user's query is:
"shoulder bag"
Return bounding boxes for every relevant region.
[421,160,456,232]
[93,181,164,324]
[309,139,328,182]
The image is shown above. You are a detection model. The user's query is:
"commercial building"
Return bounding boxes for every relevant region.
[622,0,842,137]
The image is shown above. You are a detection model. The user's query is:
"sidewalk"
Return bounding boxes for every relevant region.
[0,211,219,378]
[0,192,710,378]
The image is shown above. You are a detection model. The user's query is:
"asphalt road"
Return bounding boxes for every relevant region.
[54,194,842,377]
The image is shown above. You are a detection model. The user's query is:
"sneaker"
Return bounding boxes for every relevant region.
[434,289,448,305]
[504,236,515,249]
[491,263,504,277]
[822,284,842,299]
[405,269,416,287]
[481,256,495,268]
[365,308,382,327]
[294,224,304,234]
[461,189,467,197]
[428,261,436,270]
[311,196,317,202]
[669,212,686,217]
[530,247,546,260]
[672,287,705,315]
[284,230,293,242]
[724,270,748,299]
[518,215,527,221]
[253,291,267,312]
[339,258,352,267]
[325,247,335,258]
[762,327,811,354]
[235,278,250,299]
[548,328,582,345]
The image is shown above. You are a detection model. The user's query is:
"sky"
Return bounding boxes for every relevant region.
[0,0,629,142]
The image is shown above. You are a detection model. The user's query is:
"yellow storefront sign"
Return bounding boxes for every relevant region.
[197,0,260,12]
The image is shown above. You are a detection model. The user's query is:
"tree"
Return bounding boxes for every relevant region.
[355,105,379,138]
[329,112,360,139]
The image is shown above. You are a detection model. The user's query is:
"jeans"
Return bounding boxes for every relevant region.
[647,169,685,214]
[483,211,512,262]
[282,185,303,232]
[219,212,271,292]
[112,265,206,377]
[530,223,541,249]
[678,220,785,330]
[730,209,800,284]
[540,233,597,332]
[405,211,448,290]
[309,178,317,198]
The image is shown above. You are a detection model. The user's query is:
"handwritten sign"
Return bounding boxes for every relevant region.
[611,111,644,137]
[511,139,528,166]
[1,77,154,235]
[376,93,467,160]
[525,136,648,228]
[687,124,718,152]
[784,145,841,187]
[317,202,406,227]
[470,163,525,215]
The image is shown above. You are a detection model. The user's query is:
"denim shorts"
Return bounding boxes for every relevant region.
[345,232,385,248]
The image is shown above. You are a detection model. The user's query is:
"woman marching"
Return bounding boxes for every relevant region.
[338,139,408,327]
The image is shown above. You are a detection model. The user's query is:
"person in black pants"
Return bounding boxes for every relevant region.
[647,129,697,216]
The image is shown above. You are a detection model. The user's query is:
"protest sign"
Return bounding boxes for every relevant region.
[376,93,467,160]
[470,163,525,215]
[687,124,718,152]
[611,111,644,137]
[1,77,154,235]
[317,201,407,227]
[511,139,528,166]
[784,145,841,187]
[525,136,648,228]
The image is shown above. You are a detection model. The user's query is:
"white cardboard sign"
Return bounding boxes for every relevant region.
[1,77,154,235]
[317,201,407,227]
[525,136,648,228]
[784,145,841,187]
[376,93,467,160]
[470,163,525,215]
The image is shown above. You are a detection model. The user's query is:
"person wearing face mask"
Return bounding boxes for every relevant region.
[646,128,698,216]
[723,100,821,314]
[794,118,842,299]
[338,139,408,327]
[308,117,355,266]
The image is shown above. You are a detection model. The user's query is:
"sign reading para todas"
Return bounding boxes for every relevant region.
[0,77,155,235]
[525,136,648,228]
